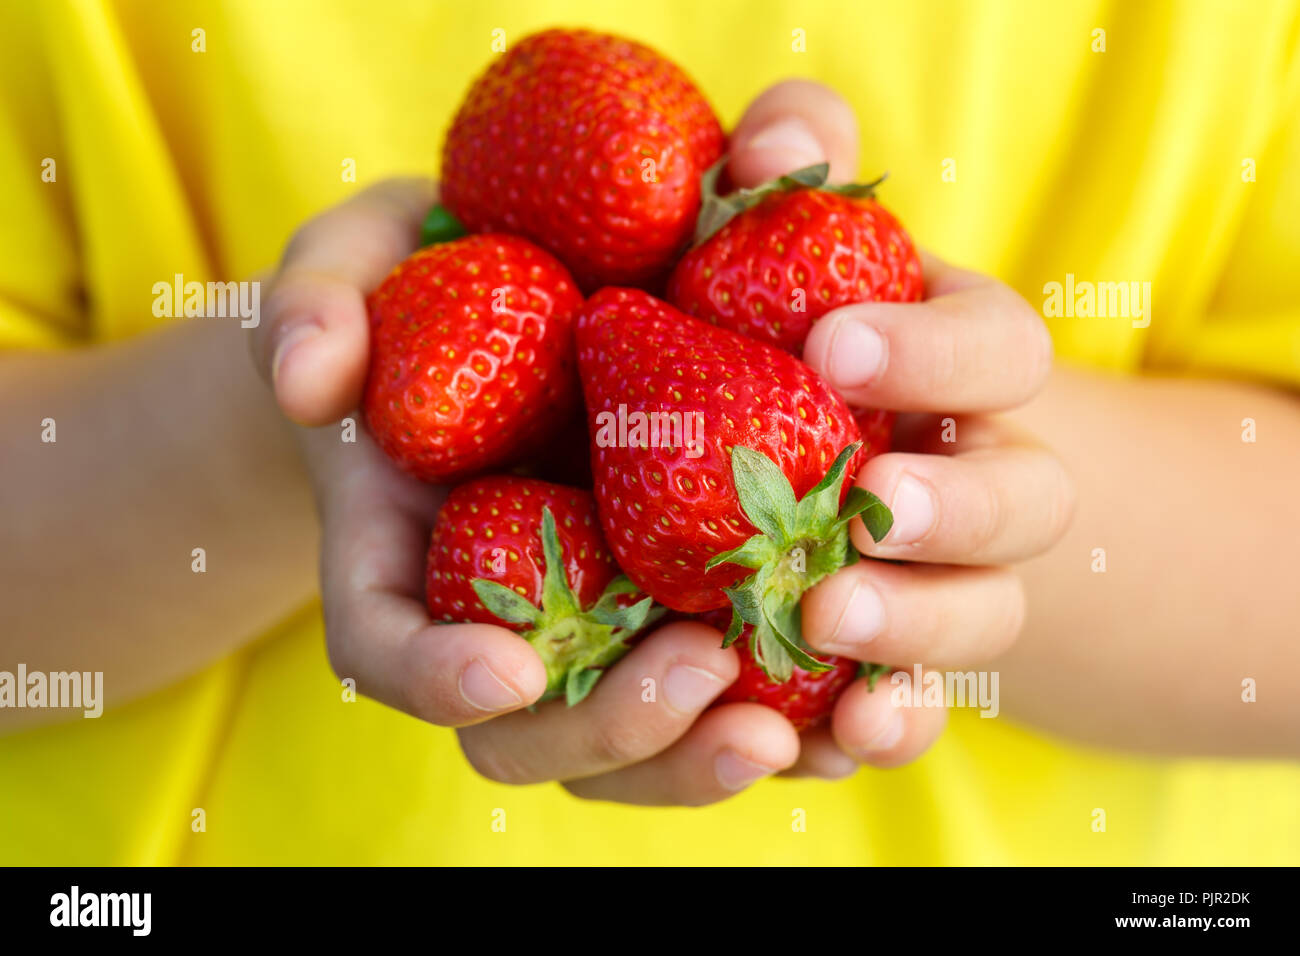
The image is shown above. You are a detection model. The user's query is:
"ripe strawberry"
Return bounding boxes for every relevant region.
[362,234,583,484]
[575,288,894,682]
[438,28,725,292]
[666,163,923,357]
[426,476,657,704]
[699,609,858,731]
[854,406,895,459]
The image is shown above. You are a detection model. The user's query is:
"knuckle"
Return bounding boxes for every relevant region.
[1021,318,1055,393]
[970,475,1006,559]
[988,278,1033,321]
[281,210,342,266]
[926,324,961,395]
[259,284,291,331]
[458,731,534,786]
[984,281,1052,399]
[587,719,650,768]
[1045,457,1078,544]
[259,273,313,340]
[281,219,324,268]
[907,583,947,661]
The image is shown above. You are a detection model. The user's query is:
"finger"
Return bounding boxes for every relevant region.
[887,411,998,456]
[315,425,547,726]
[831,674,947,769]
[850,425,1076,565]
[563,703,800,806]
[253,177,436,426]
[455,622,739,786]
[727,79,859,187]
[777,726,860,779]
[802,560,1025,666]
[802,250,1055,412]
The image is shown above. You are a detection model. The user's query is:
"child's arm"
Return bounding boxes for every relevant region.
[1003,368,1300,755]
[0,316,318,730]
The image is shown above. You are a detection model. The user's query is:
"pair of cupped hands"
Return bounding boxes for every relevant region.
[251,81,1073,805]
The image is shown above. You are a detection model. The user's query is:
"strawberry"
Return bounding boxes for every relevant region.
[698,608,857,730]
[362,234,583,484]
[437,28,725,292]
[426,475,657,704]
[854,406,896,459]
[666,163,923,357]
[575,288,894,682]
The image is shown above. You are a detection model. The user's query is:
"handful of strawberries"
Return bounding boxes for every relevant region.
[362,29,923,728]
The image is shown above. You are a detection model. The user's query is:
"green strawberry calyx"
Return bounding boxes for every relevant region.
[419,204,469,246]
[693,160,888,245]
[470,506,660,706]
[706,443,894,682]
[860,662,892,692]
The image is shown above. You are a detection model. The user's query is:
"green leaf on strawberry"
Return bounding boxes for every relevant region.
[709,442,892,681]
[418,204,468,246]
[471,506,659,706]
[861,662,892,692]
[693,160,889,245]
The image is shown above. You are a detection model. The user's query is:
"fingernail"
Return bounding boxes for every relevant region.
[271,320,323,386]
[459,658,523,713]
[859,711,905,754]
[664,664,728,714]
[884,474,936,545]
[822,579,886,652]
[714,750,777,792]
[826,316,886,388]
[742,117,825,170]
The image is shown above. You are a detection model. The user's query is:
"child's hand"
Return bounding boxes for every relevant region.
[251,178,558,724]
[648,80,1068,779]
[789,252,1073,775]
[249,80,1072,803]
[249,180,784,805]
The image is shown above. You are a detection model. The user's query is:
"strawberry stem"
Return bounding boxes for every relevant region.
[471,507,660,706]
[706,443,893,682]
[692,161,889,245]
[861,662,892,692]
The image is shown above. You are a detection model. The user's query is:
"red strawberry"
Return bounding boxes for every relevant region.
[438,29,725,292]
[426,476,657,704]
[362,234,583,484]
[575,288,894,682]
[854,406,896,459]
[666,163,923,357]
[699,609,857,730]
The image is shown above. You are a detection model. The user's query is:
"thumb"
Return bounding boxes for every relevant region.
[254,178,435,426]
[726,79,860,188]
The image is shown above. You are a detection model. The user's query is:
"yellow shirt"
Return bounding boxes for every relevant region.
[2,0,1298,865]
